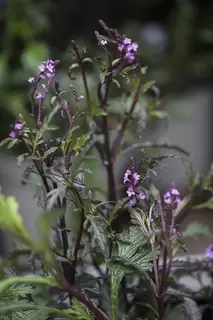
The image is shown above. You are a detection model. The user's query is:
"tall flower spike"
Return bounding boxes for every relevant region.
[124,157,146,206]
[163,183,181,208]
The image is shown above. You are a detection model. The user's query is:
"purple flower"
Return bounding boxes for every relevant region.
[129,199,136,206]
[127,186,135,197]
[36,92,42,99]
[9,121,23,139]
[76,95,85,104]
[9,131,16,138]
[124,169,131,183]
[38,59,59,79]
[14,122,23,130]
[123,37,131,45]
[124,158,146,206]
[206,244,213,258]
[163,183,182,208]
[137,192,146,200]
[118,36,138,63]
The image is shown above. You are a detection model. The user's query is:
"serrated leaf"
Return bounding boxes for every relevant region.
[70,298,94,320]
[182,222,210,239]
[17,153,28,167]
[73,132,91,156]
[84,215,109,254]
[0,194,33,247]
[0,276,58,298]
[0,303,73,320]
[108,226,153,320]
[43,146,58,159]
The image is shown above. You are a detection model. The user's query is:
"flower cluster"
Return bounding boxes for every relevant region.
[205,244,213,259]
[124,158,146,206]
[118,37,138,63]
[9,121,23,139]
[28,59,59,100]
[163,183,181,208]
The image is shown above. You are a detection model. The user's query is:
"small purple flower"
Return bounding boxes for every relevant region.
[124,169,131,183]
[123,37,131,45]
[137,192,146,200]
[38,59,59,79]
[118,36,138,63]
[129,199,136,206]
[28,77,35,83]
[127,186,135,197]
[76,95,85,104]
[14,122,23,130]
[124,158,146,206]
[163,183,182,208]
[9,131,16,138]
[36,92,42,99]
[9,121,23,139]
[206,244,213,259]
[39,64,45,72]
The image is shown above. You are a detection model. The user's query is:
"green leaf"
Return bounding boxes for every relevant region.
[142,80,156,92]
[0,303,73,320]
[0,138,15,148]
[83,57,93,64]
[0,276,58,298]
[182,222,210,239]
[42,146,58,159]
[84,214,109,254]
[91,103,107,118]
[194,197,213,209]
[0,194,34,247]
[17,153,28,167]
[70,298,94,320]
[8,139,19,149]
[108,226,153,320]
[73,132,91,156]
[149,110,168,119]
[44,104,60,127]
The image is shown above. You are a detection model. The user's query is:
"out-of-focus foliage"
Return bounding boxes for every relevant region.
[0,0,213,144]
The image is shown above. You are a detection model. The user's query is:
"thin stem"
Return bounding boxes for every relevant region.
[103,116,117,202]
[71,213,84,284]
[64,284,107,320]
[120,142,190,157]
[152,245,160,294]
[71,40,91,116]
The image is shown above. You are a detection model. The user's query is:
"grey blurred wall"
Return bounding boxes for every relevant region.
[0,86,213,258]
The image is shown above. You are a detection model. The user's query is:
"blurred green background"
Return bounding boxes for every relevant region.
[0,0,213,142]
